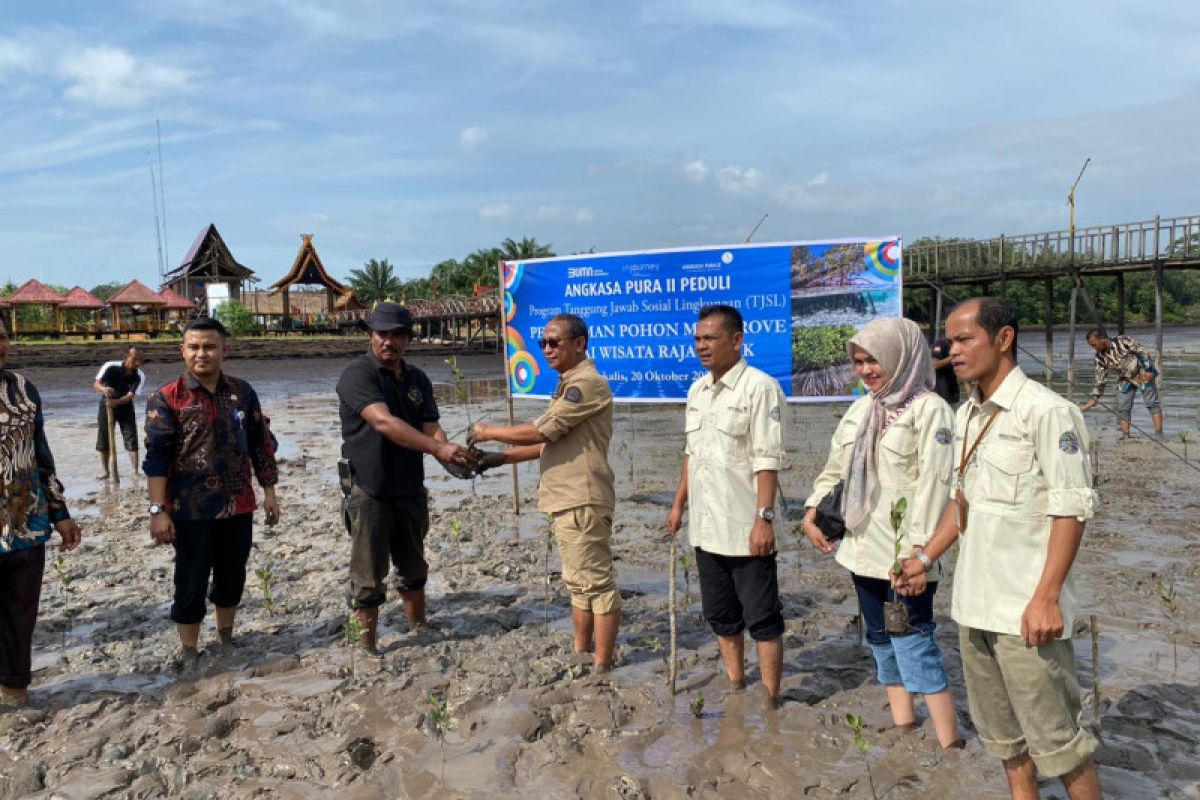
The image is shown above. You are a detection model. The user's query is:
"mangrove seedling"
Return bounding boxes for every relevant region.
[689,689,705,719]
[426,692,456,782]
[255,565,279,615]
[1179,430,1191,462]
[450,519,464,582]
[678,552,692,608]
[1157,581,1180,674]
[53,554,75,652]
[344,611,365,675]
[845,713,878,800]
[543,513,556,628]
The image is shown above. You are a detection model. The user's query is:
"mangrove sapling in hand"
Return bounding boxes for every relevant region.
[445,356,476,495]
[845,714,879,800]
[883,497,910,635]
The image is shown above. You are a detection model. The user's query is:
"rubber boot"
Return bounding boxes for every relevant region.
[401,590,427,629]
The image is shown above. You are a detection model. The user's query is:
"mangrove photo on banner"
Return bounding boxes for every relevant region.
[790,323,860,397]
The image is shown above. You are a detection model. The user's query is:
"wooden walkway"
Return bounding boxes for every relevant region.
[905,212,1200,391]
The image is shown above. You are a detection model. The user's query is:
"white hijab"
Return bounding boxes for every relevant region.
[840,317,935,531]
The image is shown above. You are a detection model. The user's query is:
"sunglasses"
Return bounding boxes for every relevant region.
[538,336,575,350]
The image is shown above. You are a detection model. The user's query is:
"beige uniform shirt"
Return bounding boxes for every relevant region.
[684,359,786,557]
[950,367,1098,637]
[806,392,954,581]
[535,358,616,514]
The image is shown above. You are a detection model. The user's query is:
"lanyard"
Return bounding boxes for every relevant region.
[955,406,1002,533]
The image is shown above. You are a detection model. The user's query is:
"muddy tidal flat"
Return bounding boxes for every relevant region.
[1,351,1198,799]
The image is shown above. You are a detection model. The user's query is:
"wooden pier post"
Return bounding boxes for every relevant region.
[1154,260,1164,381]
[933,284,944,340]
[1044,279,1055,382]
[1067,285,1078,399]
[1115,273,1126,335]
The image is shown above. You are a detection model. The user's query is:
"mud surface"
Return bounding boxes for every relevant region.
[1,351,1198,799]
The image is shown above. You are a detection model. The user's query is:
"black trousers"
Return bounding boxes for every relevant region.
[170,514,253,625]
[696,547,785,641]
[0,545,46,689]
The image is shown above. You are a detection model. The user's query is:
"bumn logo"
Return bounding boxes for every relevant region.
[568,266,597,278]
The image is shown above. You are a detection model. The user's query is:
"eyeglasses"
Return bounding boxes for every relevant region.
[538,336,575,350]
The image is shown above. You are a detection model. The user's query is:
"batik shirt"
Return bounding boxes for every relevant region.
[0,370,70,554]
[143,372,277,521]
[1090,335,1156,397]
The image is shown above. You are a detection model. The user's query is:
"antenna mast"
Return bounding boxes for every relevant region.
[156,120,169,274]
[149,160,165,280]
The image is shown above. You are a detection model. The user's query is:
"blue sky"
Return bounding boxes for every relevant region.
[2,1,1199,290]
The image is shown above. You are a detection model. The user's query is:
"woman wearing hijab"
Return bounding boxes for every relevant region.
[802,317,960,748]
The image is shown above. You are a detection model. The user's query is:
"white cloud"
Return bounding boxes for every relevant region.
[459,125,490,153]
[480,203,514,220]
[681,159,709,184]
[0,40,36,79]
[59,46,191,107]
[715,165,764,195]
[806,171,830,188]
[532,205,561,220]
[572,208,594,224]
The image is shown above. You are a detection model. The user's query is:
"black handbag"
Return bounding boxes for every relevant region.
[814,481,846,542]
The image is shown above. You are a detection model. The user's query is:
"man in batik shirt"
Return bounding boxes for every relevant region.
[1079,329,1163,437]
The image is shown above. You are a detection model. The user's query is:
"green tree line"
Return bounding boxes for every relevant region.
[346,237,554,306]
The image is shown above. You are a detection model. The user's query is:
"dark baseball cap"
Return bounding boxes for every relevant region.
[360,302,415,333]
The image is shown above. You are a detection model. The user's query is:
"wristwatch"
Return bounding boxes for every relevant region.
[148,503,166,516]
[913,550,933,571]
[756,507,776,523]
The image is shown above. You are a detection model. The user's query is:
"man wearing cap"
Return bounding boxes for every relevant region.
[337,302,474,652]
[472,313,620,671]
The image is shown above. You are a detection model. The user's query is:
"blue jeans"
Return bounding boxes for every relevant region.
[852,573,950,695]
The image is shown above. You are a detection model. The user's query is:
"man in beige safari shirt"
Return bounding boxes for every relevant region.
[667,304,787,703]
[895,298,1102,800]
[473,313,619,670]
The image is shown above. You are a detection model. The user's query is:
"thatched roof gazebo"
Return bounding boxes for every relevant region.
[61,286,107,333]
[157,286,197,331]
[108,279,166,334]
[266,234,351,325]
[6,279,65,335]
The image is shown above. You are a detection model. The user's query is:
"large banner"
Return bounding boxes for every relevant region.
[502,237,902,402]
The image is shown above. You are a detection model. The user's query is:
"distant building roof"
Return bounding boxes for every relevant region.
[271,234,349,294]
[7,279,65,305]
[157,286,196,310]
[61,286,106,310]
[163,223,254,281]
[109,279,167,306]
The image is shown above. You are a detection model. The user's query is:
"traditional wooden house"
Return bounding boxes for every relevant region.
[162,224,257,309]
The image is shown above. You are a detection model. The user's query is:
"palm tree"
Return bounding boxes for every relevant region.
[347,258,402,305]
[500,237,554,260]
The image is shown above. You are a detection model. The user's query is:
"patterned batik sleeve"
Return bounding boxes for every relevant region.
[142,388,178,478]
[244,383,278,488]
[27,381,70,523]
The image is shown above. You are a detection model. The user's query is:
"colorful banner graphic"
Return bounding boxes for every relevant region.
[503,238,902,402]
